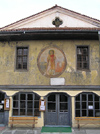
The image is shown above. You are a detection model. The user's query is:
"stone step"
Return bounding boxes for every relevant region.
[41,129,75,134]
[41,132,75,134]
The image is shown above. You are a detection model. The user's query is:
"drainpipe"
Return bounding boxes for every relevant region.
[98,31,100,83]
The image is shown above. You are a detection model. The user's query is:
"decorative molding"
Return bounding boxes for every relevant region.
[52,17,63,27]
[0,85,100,90]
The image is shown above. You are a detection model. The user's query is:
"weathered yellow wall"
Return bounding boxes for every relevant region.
[0,40,99,85]
[0,40,99,128]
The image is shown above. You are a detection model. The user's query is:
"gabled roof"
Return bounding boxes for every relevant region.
[0,5,100,41]
[1,5,100,30]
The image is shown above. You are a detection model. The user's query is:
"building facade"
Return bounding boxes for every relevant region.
[0,5,100,128]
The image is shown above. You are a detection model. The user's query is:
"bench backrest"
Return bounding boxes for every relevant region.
[9,117,38,120]
[75,117,100,120]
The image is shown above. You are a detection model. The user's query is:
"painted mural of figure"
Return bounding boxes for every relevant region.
[46,50,56,75]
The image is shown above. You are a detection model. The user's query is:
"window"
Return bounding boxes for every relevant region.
[77,46,89,70]
[75,92,100,117]
[16,47,28,70]
[13,92,40,117]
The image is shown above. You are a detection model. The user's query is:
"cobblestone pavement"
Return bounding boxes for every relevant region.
[0,127,100,134]
[0,127,41,134]
[74,128,100,134]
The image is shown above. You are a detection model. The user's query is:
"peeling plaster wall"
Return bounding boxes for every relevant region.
[0,40,99,85]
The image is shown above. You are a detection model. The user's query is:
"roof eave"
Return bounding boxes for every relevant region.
[0,29,99,41]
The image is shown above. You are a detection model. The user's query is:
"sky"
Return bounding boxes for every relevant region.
[0,0,100,28]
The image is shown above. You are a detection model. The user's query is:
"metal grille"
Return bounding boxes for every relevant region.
[16,47,28,69]
[77,46,89,70]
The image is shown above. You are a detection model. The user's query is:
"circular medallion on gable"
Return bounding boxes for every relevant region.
[37,47,67,77]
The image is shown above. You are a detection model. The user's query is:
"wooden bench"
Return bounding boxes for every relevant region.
[75,117,100,129]
[9,117,38,128]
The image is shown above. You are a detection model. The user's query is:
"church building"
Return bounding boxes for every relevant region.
[0,5,100,128]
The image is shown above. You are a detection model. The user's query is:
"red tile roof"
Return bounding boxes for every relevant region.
[0,27,100,32]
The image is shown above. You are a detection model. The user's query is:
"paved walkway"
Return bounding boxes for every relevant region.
[0,127,100,134]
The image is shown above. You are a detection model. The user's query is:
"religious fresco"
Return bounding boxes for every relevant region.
[37,47,67,77]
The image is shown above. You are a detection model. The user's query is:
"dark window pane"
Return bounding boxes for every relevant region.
[23,63,27,69]
[20,94,26,100]
[48,94,55,102]
[34,109,40,116]
[77,63,82,68]
[95,95,99,101]
[13,94,18,100]
[83,56,86,61]
[27,94,33,100]
[76,95,80,101]
[82,102,86,109]
[35,95,40,100]
[88,110,93,117]
[20,101,26,108]
[27,109,33,116]
[34,101,39,108]
[60,103,68,111]
[95,102,99,109]
[13,109,18,116]
[82,94,86,101]
[27,101,33,108]
[13,101,18,108]
[60,95,67,102]
[76,110,80,117]
[77,55,82,61]
[20,109,25,115]
[88,94,93,101]
[0,93,5,102]
[83,63,88,69]
[82,110,86,116]
[76,102,80,109]
[88,102,93,106]
[48,103,55,111]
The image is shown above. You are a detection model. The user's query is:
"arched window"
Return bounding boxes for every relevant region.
[12,92,40,116]
[75,92,100,117]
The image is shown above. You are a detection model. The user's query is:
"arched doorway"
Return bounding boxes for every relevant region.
[0,91,6,124]
[44,92,71,126]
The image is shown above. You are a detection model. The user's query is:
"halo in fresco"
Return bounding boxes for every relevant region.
[37,47,67,77]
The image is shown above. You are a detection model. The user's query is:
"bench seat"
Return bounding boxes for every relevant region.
[75,117,100,129]
[9,117,38,128]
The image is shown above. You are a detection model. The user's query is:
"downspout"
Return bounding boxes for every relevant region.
[98,31,100,84]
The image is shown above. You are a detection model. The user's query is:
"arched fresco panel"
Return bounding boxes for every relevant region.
[37,47,67,77]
